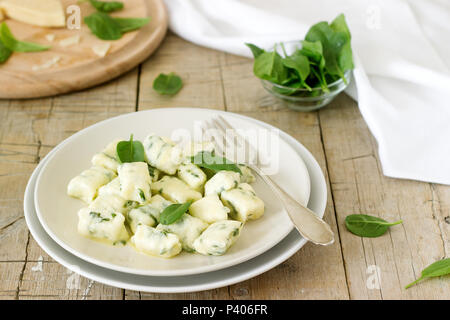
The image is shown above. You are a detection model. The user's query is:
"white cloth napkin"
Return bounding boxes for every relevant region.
[164,0,450,185]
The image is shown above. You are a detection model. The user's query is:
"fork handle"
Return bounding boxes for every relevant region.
[249,165,335,246]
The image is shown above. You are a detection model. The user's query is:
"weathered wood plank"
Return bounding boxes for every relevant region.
[19,261,123,300]
[133,33,232,299]
[228,110,349,299]
[138,32,226,110]
[0,68,139,299]
[319,94,450,299]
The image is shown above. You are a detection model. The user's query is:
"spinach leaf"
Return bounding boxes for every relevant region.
[330,13,354,72]
[345,214,403,238]
[153,72,183,95]
[159,201,192,225]
[191,151,241,174]
[113,17,150,33]
[88,0,124,12]
[253,50,288,84]
[245,43,265,58]
[84,12,122,40]
[0,38,12,63]
[405,258,450,289]
[282,53,311,90]
[305,15,353,84]
[116,134,146,163]
[0,23,50,52]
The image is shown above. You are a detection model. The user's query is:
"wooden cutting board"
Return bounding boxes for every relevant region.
[0,0,168,99]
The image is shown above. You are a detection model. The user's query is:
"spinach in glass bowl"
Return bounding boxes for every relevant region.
[246,14,354,112]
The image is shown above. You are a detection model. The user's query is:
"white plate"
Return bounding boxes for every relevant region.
[34,109,311,276]
[24,114,327,293]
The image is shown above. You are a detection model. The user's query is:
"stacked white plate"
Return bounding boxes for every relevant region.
[24,108,327,293]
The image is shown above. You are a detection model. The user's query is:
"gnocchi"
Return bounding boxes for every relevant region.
[67,135,265,259]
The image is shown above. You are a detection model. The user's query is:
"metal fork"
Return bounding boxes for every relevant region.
[204,115,334,246]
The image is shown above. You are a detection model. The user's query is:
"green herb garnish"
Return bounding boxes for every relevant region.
[0,38,12,63]
[153,72,183,95]
[138,188,146,201]
[345,214,403,238]
[246,13,353,95]
[191,151,241,174]
[84,12,150,41]
[0,22,50,53]
[405,258,450,289]
[116,134,145,163]
[88,0,124,12]
[113,17,151,33]
[159,201,192,225]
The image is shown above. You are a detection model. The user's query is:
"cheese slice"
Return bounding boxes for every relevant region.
[92,43,111,58]
[59,35,80,47]
[0,0,65,27]
[32,56,60,71]
[45,34,55,42]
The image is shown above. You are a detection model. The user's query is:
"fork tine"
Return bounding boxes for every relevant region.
[203,120,226,157]
[216,115,260,165]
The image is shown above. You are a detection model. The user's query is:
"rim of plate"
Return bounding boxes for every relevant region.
[33,108,311,276]
[24,113,327,293]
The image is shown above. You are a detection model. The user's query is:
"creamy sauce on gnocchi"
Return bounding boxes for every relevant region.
[67,134,263,259]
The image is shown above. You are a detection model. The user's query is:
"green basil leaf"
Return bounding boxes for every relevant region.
[89,0,124,12]
[245,43,265,58]
[405,258,450,289]
[113,17,150,33]
[116,134,146,163]
[0,23,50,52]
[191,151,241,174]
[159,201,192,225]
[345,214,403,238]
[153,72,183,95]
[0,38,12,63]
[84,12,122,40]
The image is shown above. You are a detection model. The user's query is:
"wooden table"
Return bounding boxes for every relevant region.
[0,32,449,300]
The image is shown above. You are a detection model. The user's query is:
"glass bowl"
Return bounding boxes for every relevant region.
[259,41,352,112]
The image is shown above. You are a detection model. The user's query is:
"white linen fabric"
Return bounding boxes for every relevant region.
[164,0,450,185]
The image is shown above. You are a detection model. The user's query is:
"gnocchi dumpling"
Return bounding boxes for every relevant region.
[182,141,215,158]
[88,193,128,215]
[147,195,173,217]
[193,220,243,256]
[117,162,151,203]
[143,134,183,175]
[131,224,182,258]
[97,177,121,198]
[151,176,202,204]
[221,183,265,222]
[156,214,208,252]
[204,170,240,196]
[238,164,256,184]
[177,163,207,192]
[189,194,229,224]
[67,166,116,203]
[77,208,129,244]
[127,195,173,233]
[91,139,121,172]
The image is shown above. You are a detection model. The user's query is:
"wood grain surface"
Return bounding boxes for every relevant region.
[0,0,168,99]
[0,32,449,300]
